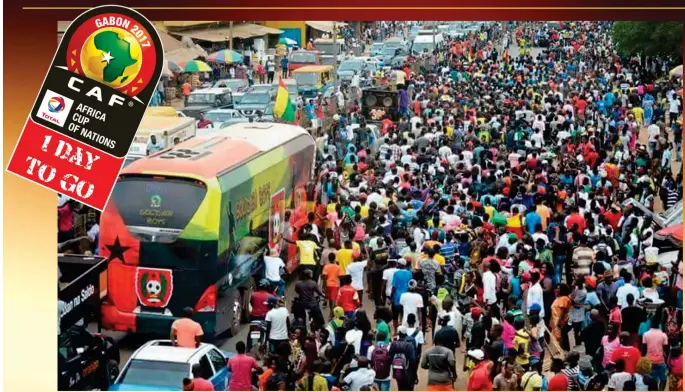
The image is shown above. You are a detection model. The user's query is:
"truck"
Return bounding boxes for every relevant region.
[314,38,346,65]
[58,254,120,390]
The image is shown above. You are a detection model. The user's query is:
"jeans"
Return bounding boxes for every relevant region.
[269,279,285,296]
[269,338,287,353]
[375,380,391,391]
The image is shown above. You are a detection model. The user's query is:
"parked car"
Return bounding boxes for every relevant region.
[213,79,249,102]
[181,88,233,119]
[234,89,274,118]
[370,42,384,57]
[111,340,233,391]
[337,59,370,82]
[202,108,250,130]
[58,325,121,391]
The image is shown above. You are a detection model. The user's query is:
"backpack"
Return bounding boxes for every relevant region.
[406,329,420,348]
[371,344,392,379]
[391,351,408,380]
[663,307,681,340]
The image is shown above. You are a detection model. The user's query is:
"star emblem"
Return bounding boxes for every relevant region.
[106,236,130,262]
[101,51,115,64]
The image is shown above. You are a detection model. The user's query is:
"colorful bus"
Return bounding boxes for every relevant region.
[99,123,316,338]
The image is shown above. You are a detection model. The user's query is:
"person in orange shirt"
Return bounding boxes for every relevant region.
[171,307,204,348]
[336,275,360,319]
[182,80,192,106]
[321,253,343,316]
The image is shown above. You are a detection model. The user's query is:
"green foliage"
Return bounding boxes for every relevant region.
[612,22,683,61]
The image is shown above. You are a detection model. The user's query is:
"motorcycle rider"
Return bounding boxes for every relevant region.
[247,279,276,352]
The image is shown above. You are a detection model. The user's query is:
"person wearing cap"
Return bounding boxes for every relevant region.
[171,307,204,349]
[399,279,424,329]
[389,325,417,390]
[597,269,618,314]
[520,356,545,391]
[390,257,413,330]
[466,349,492,391]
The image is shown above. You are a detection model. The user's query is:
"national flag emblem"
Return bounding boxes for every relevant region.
[273,78,296,122]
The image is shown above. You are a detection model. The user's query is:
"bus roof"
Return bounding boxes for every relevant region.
[292,65,334,73]
[138,115,194,132]
[122,123,313,179]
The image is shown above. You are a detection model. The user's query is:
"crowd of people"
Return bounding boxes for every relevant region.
[181,21,685,392]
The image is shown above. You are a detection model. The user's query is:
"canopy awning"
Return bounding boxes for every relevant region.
[305,21,347,33]
[174,23,283,42]
[656,223,683,243]
[159,30,185,52]
[165,46,207,63]
[163,21,218,28]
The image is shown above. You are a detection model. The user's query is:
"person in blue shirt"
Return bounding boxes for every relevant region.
[280,56,288,78]
[524,207,542,234]
[390,259,413,329]
[604,91,616,107]
[305,100,317,120]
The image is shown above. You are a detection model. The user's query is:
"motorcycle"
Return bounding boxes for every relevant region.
[248,320,267,360]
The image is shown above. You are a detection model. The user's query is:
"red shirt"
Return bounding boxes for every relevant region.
[603,211,622,230]
[467,361,493,391]
[547,374,568,391]
[191,378,215,391]
[227,354,260,391]
[336,285,360,312]
[250,291,274,318]
[611,345,641,374]
[566,213,586,232]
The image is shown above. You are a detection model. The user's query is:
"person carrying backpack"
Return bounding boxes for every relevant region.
[389,326,417,391]
[405,313,425,367]
[368,331,392,391]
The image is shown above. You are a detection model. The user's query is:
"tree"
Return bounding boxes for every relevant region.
[612,22,683,61]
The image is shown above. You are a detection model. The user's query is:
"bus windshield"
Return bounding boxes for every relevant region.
[294,73,319,86]
[290,52,317,63]
[111,176,208,243]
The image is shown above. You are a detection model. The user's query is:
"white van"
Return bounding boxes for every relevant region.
[132,115,197,153]
[411,34,443,54]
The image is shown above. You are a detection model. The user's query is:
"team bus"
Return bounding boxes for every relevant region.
[99,123,316,338]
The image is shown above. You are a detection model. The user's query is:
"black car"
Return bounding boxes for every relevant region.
[58,326,120,390]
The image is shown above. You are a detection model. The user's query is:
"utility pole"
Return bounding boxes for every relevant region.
[228,21,234,50]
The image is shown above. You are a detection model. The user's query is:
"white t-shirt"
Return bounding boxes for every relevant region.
[482,270,498,305]
[648,124,660,142]
[345,328,364,355]
[265,307,289,340]
[344,368,376,390]
[264,255,285,282]
[399,292,424,326]
[405,326,425,346]
[382,267,398,296]
[347,260,368,290]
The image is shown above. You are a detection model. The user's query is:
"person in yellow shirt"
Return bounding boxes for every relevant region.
[430,244,446,267]
[483,199,496,222]
[336,240,357,274]
[535,200,552,230]
[284,231,321,279]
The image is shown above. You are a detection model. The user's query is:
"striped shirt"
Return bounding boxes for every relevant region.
[562,366,580,391]
[440,242,457,261]
[572,246,594,276]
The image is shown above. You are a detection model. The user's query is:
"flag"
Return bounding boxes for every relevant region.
[273,78,295,122]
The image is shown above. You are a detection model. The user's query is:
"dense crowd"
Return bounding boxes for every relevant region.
[176,21,685,392]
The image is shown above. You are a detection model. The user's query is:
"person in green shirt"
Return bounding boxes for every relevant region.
[374,307,393,344]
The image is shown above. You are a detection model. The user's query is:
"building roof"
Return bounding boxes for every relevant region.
[170,23,283,42]
[305,21,347,33]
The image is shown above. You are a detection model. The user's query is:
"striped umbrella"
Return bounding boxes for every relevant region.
[207,49,244,64]
[182,60,212,73]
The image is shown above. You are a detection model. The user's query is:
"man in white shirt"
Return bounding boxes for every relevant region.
[347,258,369,301]
[482,263,498,306]
[647,123,660,153]
[342,358,376,390]
[264,247,286,296]
[526,271,545,318]
[265,298,290,352]
[616,273,640,309]
[399,280,424,327]
[382,260,399,302]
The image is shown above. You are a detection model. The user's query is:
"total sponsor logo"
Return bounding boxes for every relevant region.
[38,90,74,127]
